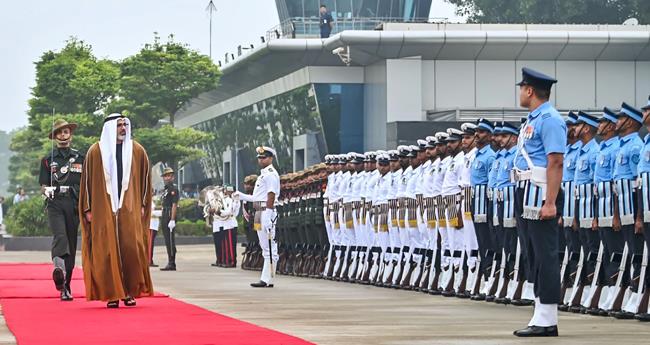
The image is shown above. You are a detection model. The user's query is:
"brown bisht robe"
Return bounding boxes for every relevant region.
[79,141,154,301]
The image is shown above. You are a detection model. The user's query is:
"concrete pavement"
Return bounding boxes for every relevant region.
[1,244,649,344]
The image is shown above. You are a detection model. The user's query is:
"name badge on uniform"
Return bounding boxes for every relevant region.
[645,151,650,162]
[70,163,82,173]
[567,159,574,168]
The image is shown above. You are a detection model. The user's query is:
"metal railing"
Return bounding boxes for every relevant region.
[427,108,608,123]
[265,16,449,41]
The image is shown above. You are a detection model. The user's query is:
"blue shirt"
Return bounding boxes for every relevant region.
[488,149,504,189]
[515,102,567,169]
[563,141,582,183]
[574,138,599,185]
[593,137,619,183]
[471,145,495,186]
[613,132,643,181]
[638,134,650,174]
[496,146,516,188]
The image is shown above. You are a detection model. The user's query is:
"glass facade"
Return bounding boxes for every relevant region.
[190,83,364,186]
[275,0,433,36]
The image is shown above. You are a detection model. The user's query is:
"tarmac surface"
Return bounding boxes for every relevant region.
[1,244,649,345]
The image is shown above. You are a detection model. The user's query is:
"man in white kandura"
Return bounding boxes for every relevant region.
[235,146,281,288]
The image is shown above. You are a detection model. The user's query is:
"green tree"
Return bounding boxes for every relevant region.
[9,38,117,193]
[0,130,14,195]
[29,38,120,119]
[447,0,649,24]
[113,34,221,128]
[133,125,213,167]
[111,34,221,172]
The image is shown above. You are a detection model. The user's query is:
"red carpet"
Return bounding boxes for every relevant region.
[0,279,87,299]
[0,263,83,280]
[0,264,313,345]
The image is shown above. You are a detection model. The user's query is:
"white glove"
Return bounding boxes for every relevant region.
[261,209,277,233]
[43,187,56,199]
[232,192,240,201]
[168,220,176,231]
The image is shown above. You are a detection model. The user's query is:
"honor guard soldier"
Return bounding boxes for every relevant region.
[359,151,379,283]
[241,175,260,270]
[379,150,402,285]
[400,143,426,289]
[418,138,439,292]
[560,111,582,308]
[160,167,179,271]
[321,155,335,277]
[459,123,480,298]
[39,119,84,301]
[587,108,621,315]
[236,146,281,288]
[432,132,452,293]
[470,119,495,300]
[485,123,505,301]
[512,67,566,337]
[440,128,465,296]
[367,152,392,283]
[609,102,645,318]
[633,96,650,321]
[566,112,601,312]
[325,155,345,279]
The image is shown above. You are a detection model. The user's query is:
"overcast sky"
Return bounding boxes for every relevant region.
[0,0,464,132]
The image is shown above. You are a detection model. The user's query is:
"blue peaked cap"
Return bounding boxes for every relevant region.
[620,102,643,124]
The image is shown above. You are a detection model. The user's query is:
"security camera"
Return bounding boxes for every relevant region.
[332,46,351,66]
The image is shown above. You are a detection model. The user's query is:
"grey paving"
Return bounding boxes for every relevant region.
[1,245,649,345]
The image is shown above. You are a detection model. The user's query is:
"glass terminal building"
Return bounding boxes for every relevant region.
[175,4,650,190]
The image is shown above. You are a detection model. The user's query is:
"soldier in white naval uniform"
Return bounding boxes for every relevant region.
[235,146,281,288]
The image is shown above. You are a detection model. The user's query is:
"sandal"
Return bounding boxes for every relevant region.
[123,297,137,307]
[107,300,119,308]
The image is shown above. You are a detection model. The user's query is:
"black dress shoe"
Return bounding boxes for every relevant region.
[456,291,471,299]
[441,290,456,297]
[429,288,442,295]
[513,325,559,337]
[569,305,583,313]
[485,295,496,302]
[495,297,510,304]
[586,307,603,316]
[250,280,274,288]
[511,299,534,306]
[558,304,569,312]
[60,289,73,301]
[160,265,176,271]
[635,313,650,322]
[471,293,486,301]
[53,268,65,291]
[611,311,635,319]
[210,262,219,267]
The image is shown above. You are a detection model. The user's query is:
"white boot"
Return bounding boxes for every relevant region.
[323,245,334,277]
[382,257,395,284]
[355,251,367,280]
[332,249,342,278]
[261,258,273,285]
[347,250,358,279]
[369,253,380,282]
[410,254,423,287]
